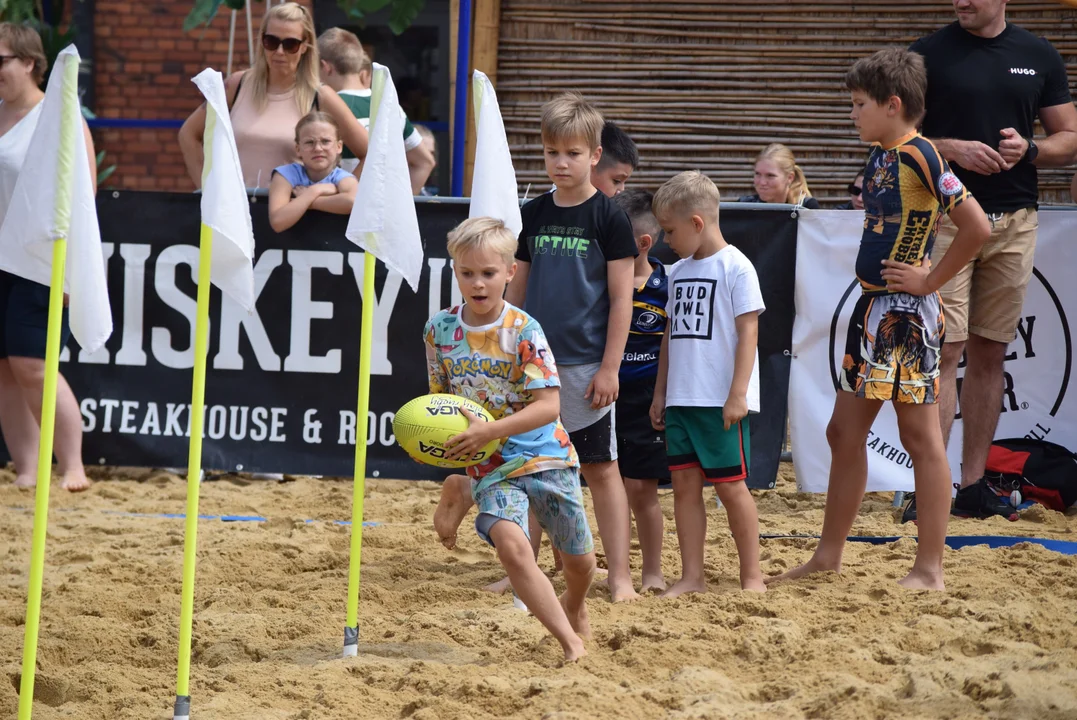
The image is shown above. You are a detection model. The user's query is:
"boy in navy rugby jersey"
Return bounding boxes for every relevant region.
[613,189,669,593]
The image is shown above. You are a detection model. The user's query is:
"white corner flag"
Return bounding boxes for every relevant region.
[346,63,423,292]
[470,70,522,236]
[191,68,255,311]
[0,45,111,353]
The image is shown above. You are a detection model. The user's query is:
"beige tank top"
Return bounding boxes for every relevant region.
[229,73,314,190]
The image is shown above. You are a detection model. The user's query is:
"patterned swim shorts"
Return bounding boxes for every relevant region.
[841,290,945,404]
[472,467,594,556]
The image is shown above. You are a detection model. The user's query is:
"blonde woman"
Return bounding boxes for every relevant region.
[178,2,368,190]
[0,22,97,491]
[739,143,820,208]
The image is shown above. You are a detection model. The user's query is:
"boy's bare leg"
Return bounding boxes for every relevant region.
[557,550,596,639]
[482,512,544,594]
[8,358,90,492]
[714,480,765,592]
[662,468,707,598]
[488,519,587,662]
[767,394,882,584]
[625,477,666,591]
[893,402,949,591]
[434,474,474,549]
[0,360,40,487]
[581,460,639,602]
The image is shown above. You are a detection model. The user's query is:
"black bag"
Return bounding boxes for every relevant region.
[985,438,1077,511]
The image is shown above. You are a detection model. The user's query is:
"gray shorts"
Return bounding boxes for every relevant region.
[558,363,612,433]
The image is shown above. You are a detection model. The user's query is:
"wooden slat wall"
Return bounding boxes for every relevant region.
[496,0,1077,205]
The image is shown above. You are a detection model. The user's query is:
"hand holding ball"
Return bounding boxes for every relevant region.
[393,394,501,468]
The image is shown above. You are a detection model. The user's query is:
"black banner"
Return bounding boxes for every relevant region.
[1,193,796,487]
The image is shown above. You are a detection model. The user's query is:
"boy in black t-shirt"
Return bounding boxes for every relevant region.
[506,92,640,603]
[613,189,669,593]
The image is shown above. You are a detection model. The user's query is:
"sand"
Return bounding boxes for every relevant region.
[2,464,1076,719]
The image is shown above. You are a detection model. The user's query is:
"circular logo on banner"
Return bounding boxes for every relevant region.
[637,310,661,330]
[938,172,964,197]
[829,269,1071,443]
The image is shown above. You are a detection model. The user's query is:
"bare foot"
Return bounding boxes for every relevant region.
[609,579,641,603]
[897,568,944,591]
[741,577,767,593]
[661,577,707,598]
[641,573,667,594]
[764,556,841,586]
[60,470,91,492]
[482,576,513,594]
[433,474,472,549]
[14,474,36,488]
[559,592,592,640]
[561,638,588,664]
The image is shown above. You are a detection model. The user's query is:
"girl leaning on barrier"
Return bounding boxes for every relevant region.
[178,2,369,192]
[0,22,97,492]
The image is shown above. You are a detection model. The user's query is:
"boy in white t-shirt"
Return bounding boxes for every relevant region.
[649,171,766,597]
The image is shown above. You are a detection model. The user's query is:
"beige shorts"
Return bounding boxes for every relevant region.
[931,208,1037,344]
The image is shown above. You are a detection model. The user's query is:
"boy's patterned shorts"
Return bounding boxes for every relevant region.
[841,290,944,405]
[472,467,594,556]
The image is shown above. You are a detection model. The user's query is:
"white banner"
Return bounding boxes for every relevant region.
[790,209,1077,493]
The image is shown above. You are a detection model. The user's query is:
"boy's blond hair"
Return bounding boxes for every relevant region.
[652,171,721,222]
[540,92,603,150]
[317,27,371,77]
[447,217,517,266]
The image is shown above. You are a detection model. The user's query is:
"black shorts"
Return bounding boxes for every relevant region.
[569,410,616,465]
[0,270,70,360]
[615,378,669,481]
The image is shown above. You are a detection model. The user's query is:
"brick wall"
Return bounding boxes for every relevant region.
[92,0,312,192]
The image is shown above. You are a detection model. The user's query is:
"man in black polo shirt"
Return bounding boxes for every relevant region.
[908,0,1077,520]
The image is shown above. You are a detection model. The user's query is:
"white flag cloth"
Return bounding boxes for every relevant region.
[0,45,112,353]
[192,68,255,311]
[469,70,521,236]
[346,63,423,292]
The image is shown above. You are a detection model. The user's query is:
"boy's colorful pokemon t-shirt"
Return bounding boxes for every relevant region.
[424,302,578,491]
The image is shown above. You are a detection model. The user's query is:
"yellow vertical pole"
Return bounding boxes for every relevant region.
[18,51,79,720]
[343,67,386,658]
[173,108,217,720]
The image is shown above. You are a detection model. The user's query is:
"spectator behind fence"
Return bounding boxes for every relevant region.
[415,124,439,195]
[0,22,97,492]
[268,112,358,233]
[178,2,368,191]
[739,143,820,208]
[317,27,435,195]
[836,169,865,210]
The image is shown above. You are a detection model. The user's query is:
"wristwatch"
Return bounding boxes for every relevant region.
[1025,137,1039,163]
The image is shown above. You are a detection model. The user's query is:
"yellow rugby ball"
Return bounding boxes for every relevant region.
[393,394,500,468]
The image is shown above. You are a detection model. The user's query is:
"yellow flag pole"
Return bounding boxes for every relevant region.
[173,109,216,720]
[344,67,387,658]
[18,52,78,720]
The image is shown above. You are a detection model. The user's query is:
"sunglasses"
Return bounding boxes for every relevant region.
[847,183,862,196]
[262,34,304,54]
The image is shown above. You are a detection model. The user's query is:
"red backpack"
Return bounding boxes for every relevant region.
[985,439,1077,511]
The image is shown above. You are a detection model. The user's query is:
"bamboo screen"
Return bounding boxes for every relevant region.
[495,0,1077,206]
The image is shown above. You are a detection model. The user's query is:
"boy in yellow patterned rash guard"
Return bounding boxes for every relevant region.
[768,48,989,592]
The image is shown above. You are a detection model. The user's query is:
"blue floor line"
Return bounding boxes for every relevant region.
[761,534,1077,555]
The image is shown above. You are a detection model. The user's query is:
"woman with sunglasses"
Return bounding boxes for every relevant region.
[0,23,97,492]
[178,2,368,190]
[836,169,865,210]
